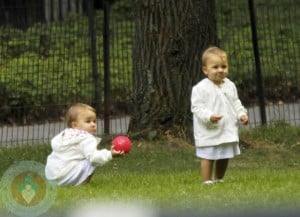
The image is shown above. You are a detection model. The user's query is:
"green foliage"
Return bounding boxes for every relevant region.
[0,16,94,120]
[216,0,299,105]
[111,0,133,20]
[0,0,298,122]
[0,9,133,122]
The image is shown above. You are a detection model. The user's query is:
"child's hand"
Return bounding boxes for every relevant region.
[111,146,125,157]
[210,114,223,123]
[240,115,249,125]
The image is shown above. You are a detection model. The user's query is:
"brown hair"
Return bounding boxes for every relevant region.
[201,46,228,67]
[66,103,96,127]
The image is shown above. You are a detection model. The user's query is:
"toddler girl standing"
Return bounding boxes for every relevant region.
[191,46,248,185]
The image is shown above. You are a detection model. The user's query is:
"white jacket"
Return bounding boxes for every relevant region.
[191,78,247,147]
[45,128,112,181]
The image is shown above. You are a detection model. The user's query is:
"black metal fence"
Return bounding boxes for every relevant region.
[217,0,299,128]
[0,0,299,146]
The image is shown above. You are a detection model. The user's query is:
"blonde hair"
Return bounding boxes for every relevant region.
[66,103,96,127]
[201,46,228,67]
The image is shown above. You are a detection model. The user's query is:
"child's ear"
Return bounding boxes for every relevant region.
[202,66,208,75]
[71,121,77,129]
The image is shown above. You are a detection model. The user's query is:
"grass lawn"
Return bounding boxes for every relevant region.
[0,124,300,216]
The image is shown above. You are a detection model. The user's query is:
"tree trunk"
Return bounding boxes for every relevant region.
[129,0,218,139]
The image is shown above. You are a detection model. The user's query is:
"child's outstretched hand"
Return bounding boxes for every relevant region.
[210,114,223,123]
[111,146,125,157]
[240,114,249,125]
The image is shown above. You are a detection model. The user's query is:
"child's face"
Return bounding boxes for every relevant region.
[203,54,228,85]
[71,109,97,134]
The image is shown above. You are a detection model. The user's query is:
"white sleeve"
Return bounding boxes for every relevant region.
[191,85,214,123]
[232,85,247,118]
[80,136,113,166]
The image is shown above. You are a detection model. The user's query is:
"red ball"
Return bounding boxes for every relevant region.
[112,135,132,154]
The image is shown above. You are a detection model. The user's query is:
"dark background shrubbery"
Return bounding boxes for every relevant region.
[0,0,299,125]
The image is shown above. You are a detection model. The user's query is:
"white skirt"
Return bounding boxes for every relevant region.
[58,160,95,186]
[196,142,240,160]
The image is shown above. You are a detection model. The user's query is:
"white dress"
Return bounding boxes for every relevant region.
[191,78,247,160]
[45,128,112,186]
[195,142,240,160]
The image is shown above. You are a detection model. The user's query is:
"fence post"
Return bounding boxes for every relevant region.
[88,0,102,117]
[248,0,267,125]
[103,0,111,134]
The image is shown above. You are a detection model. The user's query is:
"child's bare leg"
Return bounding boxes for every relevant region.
[215,158,229,180]
[201,159,214,181]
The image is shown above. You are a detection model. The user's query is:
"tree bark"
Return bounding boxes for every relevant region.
[129,0,218,139]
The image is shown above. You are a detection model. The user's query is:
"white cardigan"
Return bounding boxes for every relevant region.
[45,128,112,182]
[191,78,247,147]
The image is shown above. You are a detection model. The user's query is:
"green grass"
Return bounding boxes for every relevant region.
[1,124,300,215]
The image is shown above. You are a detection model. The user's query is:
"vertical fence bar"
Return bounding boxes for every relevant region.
[103,0,111,134]
[88,0,102,116]
[248,0,267,125]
